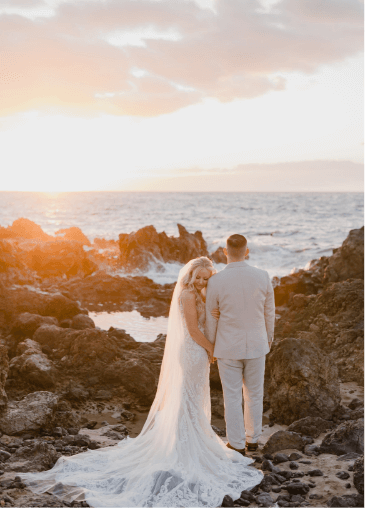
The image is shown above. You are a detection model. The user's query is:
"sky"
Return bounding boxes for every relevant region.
[0,0,363,192]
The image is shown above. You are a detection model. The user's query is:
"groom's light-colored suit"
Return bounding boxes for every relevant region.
[206,260,275,448]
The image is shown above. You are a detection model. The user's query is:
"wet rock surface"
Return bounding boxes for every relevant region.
[118,223,208,271]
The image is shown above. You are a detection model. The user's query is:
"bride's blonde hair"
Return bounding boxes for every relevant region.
[180,257,216,291]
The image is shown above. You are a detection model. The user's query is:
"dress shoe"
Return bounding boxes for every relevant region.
[245,442,259,452]
[226,442,246,456]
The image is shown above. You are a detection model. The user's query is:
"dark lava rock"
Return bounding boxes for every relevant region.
[0,344,9,409]
[307,469,324,477]
[43,293,87,320]
[285,482,309,495]
[71,314,95,330]
[326,493,364,507]
[324,226,364,284]
[289,461,299,470]
[336,471,351,480]
[11,312,58,337]
[265,338,340,424]
[320,419,364,456]
[118,224,208,271]
[210,247,227,264]
[287,416,334,438]
[273,453,289,464]
[288,452,302,461]
[221,494,235,506]
[255,492,274,506]
[262,430,306,454]
[353,456,364,495]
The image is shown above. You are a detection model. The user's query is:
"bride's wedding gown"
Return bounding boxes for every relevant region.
[19,262,263,507]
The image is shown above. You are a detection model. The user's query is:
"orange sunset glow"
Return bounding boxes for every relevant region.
[0,0,363,192]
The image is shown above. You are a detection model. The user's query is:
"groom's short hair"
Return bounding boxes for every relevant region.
[226,234,247,257]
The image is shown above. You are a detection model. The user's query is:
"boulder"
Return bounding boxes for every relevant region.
[21,240,97,278]
[210,247,227,264]
[58,271,174,317]
[55,226,91,245]
[11,312,58,337]
[324,227,364,284]
[42,293,86,320]
[320,419,364,456]
[8,339,57,388]
[118,224,208,271]
[274,279,364,384]
[5,440,61,472]
[0,391,59,435]
[353,456,364,495]
[0,344,9,408]
[326,494,364,507]
[287,416,334,438]
[71,313,95,330]
[265,338,341,424]
[33,324,72,349]
[7,218,52,241]
[262,430,306,454]
[104,358,157,403]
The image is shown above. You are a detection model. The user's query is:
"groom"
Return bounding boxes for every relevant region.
[206,234,275,454]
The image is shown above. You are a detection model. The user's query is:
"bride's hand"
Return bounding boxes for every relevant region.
[207,344,215,363]
[211,308,220,320]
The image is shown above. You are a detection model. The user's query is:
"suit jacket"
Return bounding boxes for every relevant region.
[205,260,275,359]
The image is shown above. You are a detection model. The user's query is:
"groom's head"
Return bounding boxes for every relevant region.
[224,234,249,262]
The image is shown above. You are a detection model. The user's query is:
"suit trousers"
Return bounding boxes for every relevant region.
[217,356,266,449]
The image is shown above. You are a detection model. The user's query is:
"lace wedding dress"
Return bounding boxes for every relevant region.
[19,260,263,507]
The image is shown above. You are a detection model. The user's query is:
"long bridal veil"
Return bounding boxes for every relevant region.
[19,259,263,507]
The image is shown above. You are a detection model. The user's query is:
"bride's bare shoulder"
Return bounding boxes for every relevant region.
[180,288,196,304]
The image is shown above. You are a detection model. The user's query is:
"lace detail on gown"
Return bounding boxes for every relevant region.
[19,289,263,507]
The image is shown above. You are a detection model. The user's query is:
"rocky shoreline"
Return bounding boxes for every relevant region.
[0,219,363,507]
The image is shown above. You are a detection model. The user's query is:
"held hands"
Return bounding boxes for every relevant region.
[211,308,220,320]
[207,343,216,364]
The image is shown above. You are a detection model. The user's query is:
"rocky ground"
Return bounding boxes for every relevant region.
[0,218,363,507]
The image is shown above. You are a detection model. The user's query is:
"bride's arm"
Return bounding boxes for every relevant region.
[181,291,214,356]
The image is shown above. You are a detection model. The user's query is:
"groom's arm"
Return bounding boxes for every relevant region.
[264,272,275,349]
[205,278,219,345]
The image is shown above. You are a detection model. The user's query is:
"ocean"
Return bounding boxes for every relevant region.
[1,192,363,282]
[1,191,363,340]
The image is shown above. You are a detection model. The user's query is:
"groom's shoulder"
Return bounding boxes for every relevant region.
[248,264,270,279]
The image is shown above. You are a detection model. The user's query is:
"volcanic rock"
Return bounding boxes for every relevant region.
[33,323,73,352]
[71,314,95,330]
[104,358,157,403]
[262,430,306,454]
[273,226,364,306]
[118,224,208,271]
[287,416,334,438]
[43,293,87,320]
[324,226,364,283]
[21,240,97,278]
[353,456,364,495]
[274,277,363,384]
[0,344,9,408]
[265,337,341,424]
[210,247,227,264]
[11,312,58,337]
[55,226,91,245]
[326,493,364,507]
[0,391,59,435]
[320,419,364,456]
[8,339,58,388]
[7,440,61,473]
[6,218,53,241]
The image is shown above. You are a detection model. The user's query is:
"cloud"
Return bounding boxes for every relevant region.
[0,0,363,117]
[134,160,364,192]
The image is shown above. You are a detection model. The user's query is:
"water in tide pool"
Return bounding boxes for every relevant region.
[2,191,363,340]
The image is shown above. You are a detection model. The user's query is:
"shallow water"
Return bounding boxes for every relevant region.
[90,310,168,342]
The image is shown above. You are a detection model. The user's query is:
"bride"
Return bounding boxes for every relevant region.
[19,257,263,507]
